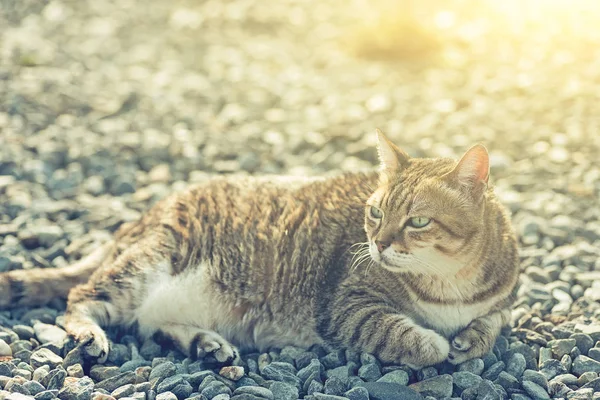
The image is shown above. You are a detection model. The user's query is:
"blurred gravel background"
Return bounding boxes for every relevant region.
[1,0,600,399]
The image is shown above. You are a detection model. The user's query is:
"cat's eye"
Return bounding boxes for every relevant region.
[369,206,383,219]
[409,217,431,228]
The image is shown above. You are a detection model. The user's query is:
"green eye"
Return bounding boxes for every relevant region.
[370,206,383,219]
[409,217,431,228]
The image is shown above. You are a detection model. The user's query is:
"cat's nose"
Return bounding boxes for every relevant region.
[375,240,390,253]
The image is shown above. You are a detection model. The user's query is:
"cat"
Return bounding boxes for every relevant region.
[0,131,519,369]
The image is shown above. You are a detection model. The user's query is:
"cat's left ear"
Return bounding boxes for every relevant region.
[446,144,489,198]
[376,129,410,178]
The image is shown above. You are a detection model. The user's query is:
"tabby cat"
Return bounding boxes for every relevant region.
[0,132,519,368]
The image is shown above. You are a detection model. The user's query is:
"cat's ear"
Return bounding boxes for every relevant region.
[376,129,410,177]
[446,144,489,197]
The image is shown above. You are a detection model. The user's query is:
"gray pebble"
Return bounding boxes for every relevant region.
[457,358,485,376]
[58,377,95,400]
[32,323,67,346]
[505,353,526,377]
[376,370,408,386]
[343,386,369,400]
[549,339,576,358]
[112,384,136,399]
[95,372,137,393]
[155,392,177,400]
[523,369,548,390]
[451,371,481,394]
[572,355,600,376]
[269,382,298,400]
[30,349,63,370]
[481,361,505,381]
[408,374,452,398]
[357,363,380,382]
[232,386,274,399]
[570,333,595,355]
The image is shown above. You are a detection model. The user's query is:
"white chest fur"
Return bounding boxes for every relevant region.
[412,294,502,337]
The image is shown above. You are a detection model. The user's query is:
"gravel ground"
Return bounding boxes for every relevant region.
[2,0,600,399]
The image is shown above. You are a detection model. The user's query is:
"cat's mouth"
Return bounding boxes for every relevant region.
[369,243,412,272]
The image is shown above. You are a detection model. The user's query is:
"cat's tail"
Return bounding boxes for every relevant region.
[0,242,113,309]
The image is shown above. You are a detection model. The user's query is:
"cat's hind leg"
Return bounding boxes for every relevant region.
[63,237,168,363]
[63,285,115,363]
[157,325,241,365]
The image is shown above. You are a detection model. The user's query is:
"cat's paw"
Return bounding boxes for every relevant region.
[193,331,241,365]
[402,327,450,369]
[74,328,110,363]
[447,326,492,365]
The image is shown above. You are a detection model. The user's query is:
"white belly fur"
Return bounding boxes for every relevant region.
[134,262,321,351]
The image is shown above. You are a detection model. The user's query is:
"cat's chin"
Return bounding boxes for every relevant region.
[378,259,411,273]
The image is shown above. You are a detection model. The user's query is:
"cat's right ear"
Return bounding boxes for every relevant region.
[376,129,410,180]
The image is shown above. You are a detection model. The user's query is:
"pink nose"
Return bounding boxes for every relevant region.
[376,240,390,253]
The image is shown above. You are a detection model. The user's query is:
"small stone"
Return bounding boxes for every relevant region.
[41,368,67,390]
[481,361,505,381]
[523,369,548,390]
[494,370,519,389]
[457,358,485,376]
[112,385,135,399]
[321,351,345,370]
[549,339,577,358]
[358,382,422,400]
[30,349,63,369]
[581,377,600,392]
[155,392,176,400]
[408,374,452,398]
[12,326,35,341]
[577,371,598,386]
[33,366,50,382]
[0,340,12,358]
[22,381,45,396]
[323,377,346,396]
[588,348,600,361]
[552,373,578,386]
[451,371,481,394]
[268,382,297,400]
[200,381,231,399]
[232,386,274,399]
[538,347,552,367]
[416,367,437,381]
[572,355,600,376]
[561,354,573,371]
[539,359,567,380]
[522,380,551,400]
[156,375,185,394]
[35,390,58,400]
[475,379,503,400]
[32,323,67,345]
[570,334,595,355]
[149,362,176,385]
[344,386,369,400]
[357,363,381,382]
[505,353,526,377]
[377,370,409,386]
[58,377,95,400]
[219,366,244,381]
[90,366,120,382]
[96,372,137,393]
[66,365,84,378]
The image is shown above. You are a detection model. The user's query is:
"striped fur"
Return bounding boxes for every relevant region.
[0,133,518,368]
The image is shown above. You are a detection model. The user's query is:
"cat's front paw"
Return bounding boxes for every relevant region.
[73,328,110,364]
[402,327,450,369]
[447,325,493,365]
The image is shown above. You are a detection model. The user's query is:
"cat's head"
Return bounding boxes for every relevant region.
[365,130,490,278]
